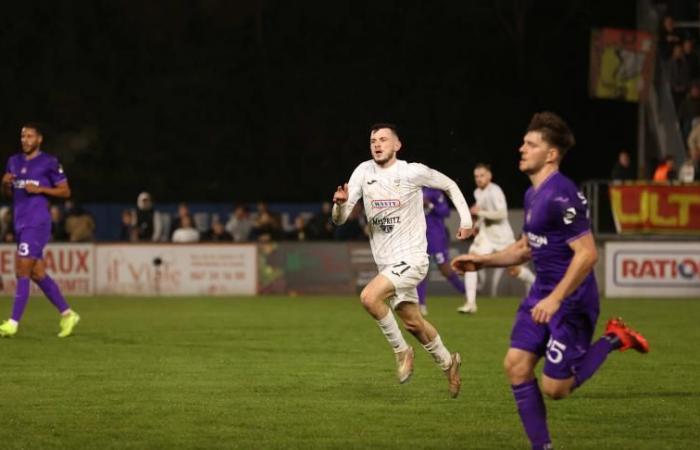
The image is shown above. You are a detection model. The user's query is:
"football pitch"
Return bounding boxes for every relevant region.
[1,295,698,449]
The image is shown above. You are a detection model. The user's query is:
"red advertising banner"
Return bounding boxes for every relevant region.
[609,184,700,234]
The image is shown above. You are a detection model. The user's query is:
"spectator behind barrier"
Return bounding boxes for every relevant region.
[285,215,309,241]
[653,155,677,182]
[678,82,700,138]
[682,38,700,80]
[225,204,253,242]
[0,206,14,243]
[610,149,635,181]
[170,202,190,239]
[679,146,700,182]
[659,15,682,60]
[65,201,96,242]
[203,217,233,242]
[135,191,164,241]
[306,201,334,240]
[670,43,690,108]
[172,214,199,243]
[50,205,68,242]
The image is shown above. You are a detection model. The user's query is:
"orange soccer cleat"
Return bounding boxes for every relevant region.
[605,317,650,353]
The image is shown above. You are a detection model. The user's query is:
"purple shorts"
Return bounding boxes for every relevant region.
[509,286,600,380]
[16,225,51,260]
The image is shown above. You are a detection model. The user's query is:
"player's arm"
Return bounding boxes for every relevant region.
[451,235,531,273]
[413,165,472,237]
[551,232,598,302]
[332,166,362,225]
[25,181,71,199]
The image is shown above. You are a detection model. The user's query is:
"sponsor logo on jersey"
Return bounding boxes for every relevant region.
[13,179,40,188]
[372,216,400,233]
[367,179,377,185]
[371,199,400,211]
[527,231,548,248]
[563,207,576,224]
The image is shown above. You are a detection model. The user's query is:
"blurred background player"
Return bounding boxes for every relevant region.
[457,163,535,314]
[416,187,468,316]
[0,123,80,338]
[332,123,474,398]
[451,112,649,450]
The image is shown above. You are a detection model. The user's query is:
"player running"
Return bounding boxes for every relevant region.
[0,123,80,338]
[332,123,474,398]
[457,163,535,314]
[416,187,469,316]
[451,112,649,449]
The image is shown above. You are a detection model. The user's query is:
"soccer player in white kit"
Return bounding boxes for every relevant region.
[332,123,474,398]
[457,163,535,314]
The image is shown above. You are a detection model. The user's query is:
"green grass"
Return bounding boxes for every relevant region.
[0,295,698,449]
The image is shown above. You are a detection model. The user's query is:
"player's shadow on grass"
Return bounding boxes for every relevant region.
[577,391,700,399]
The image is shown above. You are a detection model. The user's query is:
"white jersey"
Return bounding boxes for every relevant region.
[473,182,515,246]
[333,159,472,265]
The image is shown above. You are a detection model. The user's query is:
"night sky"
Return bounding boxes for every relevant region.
[0,0,639,206]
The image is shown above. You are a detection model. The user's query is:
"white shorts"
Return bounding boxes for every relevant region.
[377,256,429,310]
[469,235,514,255]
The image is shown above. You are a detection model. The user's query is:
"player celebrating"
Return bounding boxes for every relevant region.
[457,163,535,314]
[0,123,80,338]
[332,123,474,398]
[452,112,649,449]
[416,187,468,316]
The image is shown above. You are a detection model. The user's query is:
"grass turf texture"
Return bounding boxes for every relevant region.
[0,296,698,449]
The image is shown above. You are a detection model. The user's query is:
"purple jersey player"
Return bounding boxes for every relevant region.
[451,112,649,450]
[0,123,80,338]
[416,187,466,315]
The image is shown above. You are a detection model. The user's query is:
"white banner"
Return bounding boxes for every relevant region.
[0,243,94,295]
[605,242,700,297]
[95,244,257,296]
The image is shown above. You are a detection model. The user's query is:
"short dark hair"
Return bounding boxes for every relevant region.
[526,112,575,159]
[474,163,491,171]
[21,122,44,136]
[370,123,400,139]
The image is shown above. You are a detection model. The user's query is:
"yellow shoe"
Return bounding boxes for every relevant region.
[0,320,18,337]
[58,311,80,338]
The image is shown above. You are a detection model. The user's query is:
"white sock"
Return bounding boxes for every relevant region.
[516,266,535,290]
[376,311,409,353]
[464,271,477,307]
[491,268,505,296]
[422,334,452,371]
[8,319,18,326]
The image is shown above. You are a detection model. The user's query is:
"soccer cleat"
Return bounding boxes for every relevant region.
[395,346,415,384]
[419,304,428,316]
[444,352,462,398]
[0,320,18,337]
[457,303,477,314]
[58,311,80,338]
[605,317,649,353]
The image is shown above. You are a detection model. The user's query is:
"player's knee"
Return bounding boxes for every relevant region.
[541,383,571,400]
[402,316,422,334]
[359,288,378,310]
[503,355,532,381]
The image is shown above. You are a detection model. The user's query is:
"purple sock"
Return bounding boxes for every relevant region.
[35,276,70,314]
[573,336,615,388]
[11,277,31,322]
[417,278,427,305]
[447,272,466,295]
[511,379,551,450]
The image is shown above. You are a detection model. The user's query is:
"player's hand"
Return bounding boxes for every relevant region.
[455,227,475,240]
[530,296,561,324]
[470,204,480,215]
[25,184,43,194]
[333,184,348,205]
[2,173,15,186]
[450,254,482,274]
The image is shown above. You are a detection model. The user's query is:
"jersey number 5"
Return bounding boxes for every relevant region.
[546,337,567,364]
